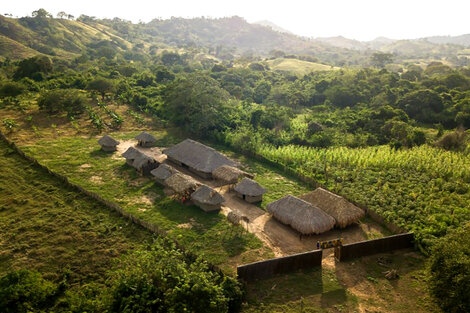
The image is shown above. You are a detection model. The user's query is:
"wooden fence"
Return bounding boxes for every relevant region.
[334,233,415,262]
[237,249,323,282]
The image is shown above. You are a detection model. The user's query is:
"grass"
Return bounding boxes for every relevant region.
[0,139,154,286]
[265,58,338,76]
[19,132,274,273]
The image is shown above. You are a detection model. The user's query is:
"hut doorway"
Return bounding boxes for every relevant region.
[243,194,246,200]
[182,163,189,169]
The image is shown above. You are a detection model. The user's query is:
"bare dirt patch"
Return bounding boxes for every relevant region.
[89,176,103,184]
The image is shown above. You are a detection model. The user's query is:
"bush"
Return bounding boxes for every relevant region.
[0,81,26,98]
[0,270,57,313]
[38,89,87,116]
[428,223,470,313]
[435,128,468,151]
[108,239,243,313]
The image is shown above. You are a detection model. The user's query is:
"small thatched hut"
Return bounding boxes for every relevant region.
[132,154,159,176]
[122,147,143,166]
[135,132,157,147]
[150,164,179,185]
[300,188,365,228]
[163,139,238,179]
[164,172,200,195]
[98,135,119,152]
[190,185,225,212]
[233,178,266,203]
[212,165,253,185]
[266,195,335,235]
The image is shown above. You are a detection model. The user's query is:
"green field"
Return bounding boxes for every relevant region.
[265,58,338,75]
[0,139,153,285]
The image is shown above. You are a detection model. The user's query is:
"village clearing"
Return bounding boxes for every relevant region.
[0,104,439,312]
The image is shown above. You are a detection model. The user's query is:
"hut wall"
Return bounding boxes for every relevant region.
[194,201,221,212]
[188,167,212,179]
[245,195,262,203]
[237,249,323,282]
[167,156,183,167]
[126,159,134,166]
[138,141,154,147]
[142,162,159,176]
[334,233,414,262]
[101,145,117,152]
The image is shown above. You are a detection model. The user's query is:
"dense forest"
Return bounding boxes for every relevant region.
[0,9,469,313]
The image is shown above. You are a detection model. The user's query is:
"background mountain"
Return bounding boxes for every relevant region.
[425,34,470,47]
[253,20,293,34]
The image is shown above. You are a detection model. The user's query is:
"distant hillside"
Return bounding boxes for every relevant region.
[315,36,367,50]
[253,20,293,34]
[425,34,470,47]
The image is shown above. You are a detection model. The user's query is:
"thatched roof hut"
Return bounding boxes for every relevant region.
[135,132,157,147]
[98,135,119,152]
[190,185,225,212]
[233,178,266,203]
[164,172,200,195]
[163,139,238,178]
[212,165,253,185]
[132,154,158,176]
[150,164,179,185]
[299,188,365,228]
[266,195,335,235]
[122,147,143,165]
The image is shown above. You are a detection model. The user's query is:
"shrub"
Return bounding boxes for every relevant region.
[107,239,243,313]
[0,82,26,98]
[0,270,57,313]
[38,89,87,116]
[435,128,468,151]
[428,223,470,313]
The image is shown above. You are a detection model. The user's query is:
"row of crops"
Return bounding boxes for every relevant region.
[257,143,470,250]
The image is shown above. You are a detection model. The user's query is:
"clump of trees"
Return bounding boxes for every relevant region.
[38,89,86,116]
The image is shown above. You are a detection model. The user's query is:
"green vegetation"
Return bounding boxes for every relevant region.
[428,223,470,313]
[0,138,242,312]
[265,58,337,75]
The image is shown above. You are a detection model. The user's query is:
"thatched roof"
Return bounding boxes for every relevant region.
[135,132,157,143]
[132,154,156,170]
[233,178,266,197]
[212,165,253,184]
[98,135,119,146]
[266,195,335,235]
[191,185,225,205]
[164,172,200,194]
[163,139,238,174]
[122,146,142,160]
[299,188,365,228]
[151,164,179,181]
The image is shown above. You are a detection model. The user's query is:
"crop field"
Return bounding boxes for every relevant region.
[257,143,470,249]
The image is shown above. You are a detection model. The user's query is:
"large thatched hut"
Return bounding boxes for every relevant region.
[132,154,159,176]
[212,165,253,185]
[98,135,119,152]
[233,178,266,203]
[190,185,225,212]
[150,164,179,185]
[122,147,143,166]
[163,139,238,179]
[135,132,157,147]
[300,188,365,228]
[164,172,200,195]
[266,195,335,235]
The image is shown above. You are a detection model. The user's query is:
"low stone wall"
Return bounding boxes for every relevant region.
[237,249,322,282]
[334,233,415,262]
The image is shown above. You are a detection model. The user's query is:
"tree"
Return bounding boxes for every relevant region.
[56,11,67,19]
[0,82,26,98]
[14,56,53,81]
[371,52,393,68]
[397,89,444,123]
[428,223,470,313]
[31,9,52,18]
[87,78,115,100]
[38,89,86,115]
[162,73,233,134]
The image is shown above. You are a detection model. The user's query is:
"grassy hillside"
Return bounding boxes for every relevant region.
[265,58,338,75]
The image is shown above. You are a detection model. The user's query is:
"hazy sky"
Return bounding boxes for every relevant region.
[3,0,469,41]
